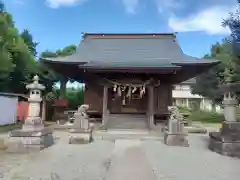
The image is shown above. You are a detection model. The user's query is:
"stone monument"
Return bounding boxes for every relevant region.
[7,75,54,152]
[164,106,189,147]
[69,104,93,144]
[209,83,240,158]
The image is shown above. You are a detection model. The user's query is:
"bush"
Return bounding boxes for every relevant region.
[66,88,84,109]
[188,110,224,123]
[177,105,192,114]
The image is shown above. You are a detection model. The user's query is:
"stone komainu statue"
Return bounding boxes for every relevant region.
[168,106,184,122]
[77,104,89,118]
[164,106,189,147]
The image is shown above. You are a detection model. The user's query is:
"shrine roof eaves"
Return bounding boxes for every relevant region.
[41,32,220,69]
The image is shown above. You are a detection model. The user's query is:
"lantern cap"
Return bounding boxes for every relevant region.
[26,75,45,90]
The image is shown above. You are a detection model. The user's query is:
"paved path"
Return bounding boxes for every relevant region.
[1,132,240,180]
[143,134,240,180]
[0,132,114,180]
[106,140,156,180]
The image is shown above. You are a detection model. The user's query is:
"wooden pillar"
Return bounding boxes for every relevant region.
[102,85,108,126]
[148,86,154,129]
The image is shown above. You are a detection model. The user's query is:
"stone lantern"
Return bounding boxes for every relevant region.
[23,75,46,130]
[7,75,54,153]
[222,84,238,122]
[209,82,240,158]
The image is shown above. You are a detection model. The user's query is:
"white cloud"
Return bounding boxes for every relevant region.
[45,0,86,8]
[168,5,235,35]
[156,0,184,13]
[122,0,139,14]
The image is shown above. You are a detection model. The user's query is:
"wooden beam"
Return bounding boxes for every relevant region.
[82,72,113,86]
[148,85,155,129]
[102,85,109,126]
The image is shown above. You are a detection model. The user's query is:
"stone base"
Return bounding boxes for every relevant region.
[6,127,54,153]
[209,132,240,158]
[69,129,92,144]
[164,132,189,147]
[221,121,240,142]
[0,138,6,150]
[185,126,207,134]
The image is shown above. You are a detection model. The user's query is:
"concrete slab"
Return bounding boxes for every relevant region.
[106,140,156,180]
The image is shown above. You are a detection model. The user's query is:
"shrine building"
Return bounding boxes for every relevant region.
[41,33,219,129]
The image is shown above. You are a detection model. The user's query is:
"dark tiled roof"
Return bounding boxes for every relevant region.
[41,33,218,68]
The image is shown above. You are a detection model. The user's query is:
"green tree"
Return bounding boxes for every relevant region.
[21,29,38,57]
[191,40,232,104]
[222,0,240,95]
[40,45,77,98]
[66,87,84,109]
[56,45,76,56]
[0,2,37,93]
[20,29,58,93]
[0,2,15,85]
[0,1,4,11]
[41,45,77,58]
[41,51,57,58]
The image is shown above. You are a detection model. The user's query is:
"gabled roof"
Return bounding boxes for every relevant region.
[41,33,220,84]
[41,33,219,68]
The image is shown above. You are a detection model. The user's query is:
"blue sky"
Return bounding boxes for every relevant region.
[2,0,238,58]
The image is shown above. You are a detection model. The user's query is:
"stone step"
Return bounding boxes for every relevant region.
[93,130,163,141]
[107,114,148,129]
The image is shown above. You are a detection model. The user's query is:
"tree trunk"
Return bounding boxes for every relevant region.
[60,78,68,98]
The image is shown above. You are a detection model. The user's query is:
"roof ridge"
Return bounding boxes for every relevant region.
[82,33,176,39]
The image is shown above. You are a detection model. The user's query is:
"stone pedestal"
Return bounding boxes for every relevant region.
[69,104,92,144]
[7,127,54,152]
[69,129,92,144]
[6,75,54,153]
[209,121,240,158]
[164,132,189,147]
[0,138,5,150]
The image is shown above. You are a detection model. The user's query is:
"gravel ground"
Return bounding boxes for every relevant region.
[143,134,240,180]
[1,132,240,180]
[0,131,114,180]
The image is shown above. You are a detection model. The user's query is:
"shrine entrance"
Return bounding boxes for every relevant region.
[108,80,149,114]
[105,79,150,129]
